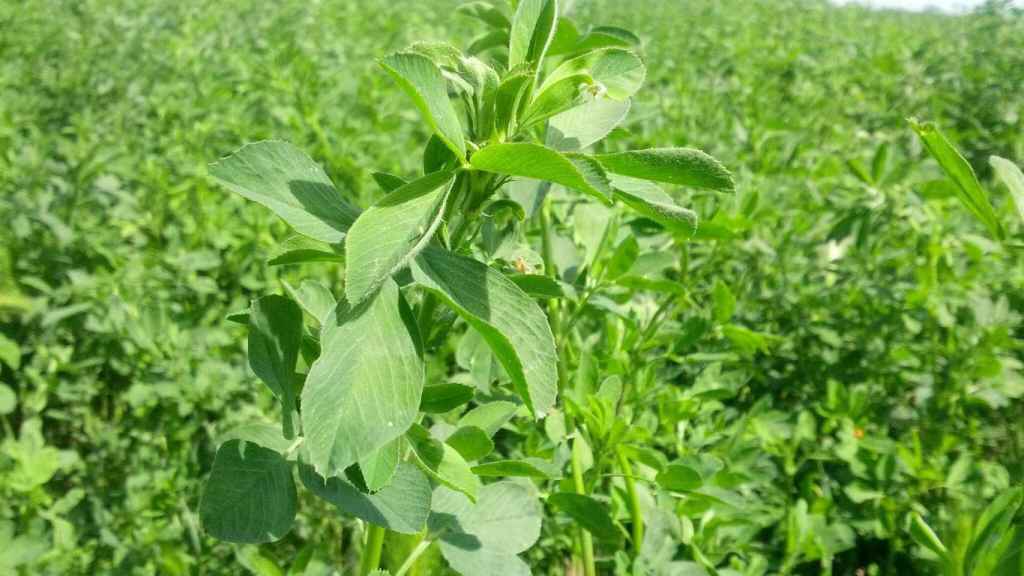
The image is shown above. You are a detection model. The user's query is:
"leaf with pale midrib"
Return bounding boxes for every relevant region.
[381,52,466,161]
[594,148,734,192]
[299,462,431,534]
[471,142,613,204]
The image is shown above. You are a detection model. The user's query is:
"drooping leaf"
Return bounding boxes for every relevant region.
[248,295,303,439]
[210,141,361,243]
[431,481,542,576]
[594,148,734,192]
[411,248,557,417]
[548,493,621,542]
[471,142,612,204]
[200,440,297,544]
[381,52,467,161]
[910,120,1004,240]
[508,0,558,69]
[407,424,481,501]
[611,174,697,235]
[301,279,423,478]
[299,462,430,534]
[344,170,456,305]
[991,156,1024,224]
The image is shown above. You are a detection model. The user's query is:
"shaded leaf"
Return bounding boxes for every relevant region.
[300,462,430,534]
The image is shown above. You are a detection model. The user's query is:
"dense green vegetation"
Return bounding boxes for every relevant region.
[1,0,1022,574]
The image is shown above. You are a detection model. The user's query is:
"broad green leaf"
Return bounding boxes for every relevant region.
[421,383,476,413]
[574,26,641,53]
[458,401,520,436]
[424,135,459,175]
[494,71,533,138]
[381,52,467,161]
[210,141,360,243]
[540,48,644,101]
[508,0,558,69]
[359,437,402,492]
[610,174,698,235]
[520,72,589,128]
[656,463,703,492]
[0,384,15,415]
[446,426,495,461]
[248,295,303,439]
[200,440,296,544]
[606,236,639,280]
[411,248,557,416]
[267,236,343,267]
[712,279,736,323]
[509,274,566,299]
[344,170,456,305]
[909,513,948,561]
[0,333,20,370]
[217,423,293,454]
[910,120,1004,240]
[372,172,408,193]
[282,279,336,326]
[301,279,423,478]
[299,462,431,534]
[469,30,510,55]
[548,493,621,541]
[471,458,559,478]
[432,481,542,576]
[991,156,1024,223]
[471,142,612,204]
[407,424,481,501]
[456,1,511,28]
[547,97,631,151]
[595,148,734,192]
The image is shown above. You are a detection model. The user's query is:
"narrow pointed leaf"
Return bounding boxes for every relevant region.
[909,514,949,561]
[381,52,466,161]
[594,148,734,192]
[411,248,557,417]
[200,440,297,544]
[471,458,559,478]
[991,156,1024,223]
[611,174,697,235]
[509,0,558,69]
[910,120,1003,240]
[301,279,423,478]
[471,142,612,204]
[299,462,430,534]
[283,280,335,326]
[267,236,343,267]
[345,170,456,305]
[210,141,360,243]
[407,424,481,501]
[548,493,621,542]
[248,295,303,439]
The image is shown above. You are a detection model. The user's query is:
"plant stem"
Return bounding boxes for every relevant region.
[572,436,597,576]
[394,538,431,576]
[616,447,644,556]
[359,524,387,576]
[539,197,569,391]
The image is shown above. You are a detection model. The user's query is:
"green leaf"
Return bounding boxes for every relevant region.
[358,437,402,492]
[248,295,303,439]
[299,462,431,534]
[381,52,467,162]
[540,48,644,101]
[910,120,1004,240]
[610,174,698,236]
[548,493,621,542]
[965,487,1024,573]
[424,135,459,175]
[606,236,639,280]
[508,0,558,69]
[456,1,511,28]
[458,401,520,436]
[594,148,735,192]
[301,279,423,478]
[421,383,476,413]
[217,423,293,454]
[471,142,612,204]
[493,71,533,139]
[909,513,948,561]
[200,440,296,544]
[471,458,559,478]
[210,141,360,243]
[267,235,343,267]
[509,274,566,299]
[432,481,542,576]
[411,248,557,417]
[991,156,1024,223]
[547,97,630,151]
[520,72,590,128]
[469,30,510,55]
[344,170,456,305]
[282,280,336,326]
[0,333,20,370]
[0,384,16,416]
[446,426,495,461]
[656,463,703,492]
[407,424,481,501]
[372,172,409,193]
[712,279,736,323]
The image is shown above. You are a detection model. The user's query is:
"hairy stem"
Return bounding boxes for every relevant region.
[359,524,387,576]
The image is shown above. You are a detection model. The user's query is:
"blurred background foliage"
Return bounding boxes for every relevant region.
[1,0,1022,574]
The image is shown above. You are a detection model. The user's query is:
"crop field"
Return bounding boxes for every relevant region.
[2,0,1024,574]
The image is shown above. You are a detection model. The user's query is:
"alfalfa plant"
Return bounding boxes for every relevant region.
[199,1,733,574]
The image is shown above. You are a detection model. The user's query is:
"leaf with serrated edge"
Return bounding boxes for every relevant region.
[301,279,423,478]
[471,142,612,204]
[345,170,455,305]
[210,141,361,243]
[299,462,430,534]
[200,440,296,544]
[611,174,697,235]
[381,52,466,161]
[594,148,734,192]
[412,248,557,417]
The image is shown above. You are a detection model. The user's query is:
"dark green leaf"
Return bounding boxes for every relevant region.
[299,462,430,534]
[248,295,303,439]
[594,148,735,192]
[381,52,467,162]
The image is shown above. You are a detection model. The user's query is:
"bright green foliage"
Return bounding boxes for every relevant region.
[199,440,297,544]
[247,295,303,438]
[380,53,467,161]
[594,148,736,192]
[991,156,1024,222]
[509,0,558,68]
[471,142,614,204]
[299,463,431,535]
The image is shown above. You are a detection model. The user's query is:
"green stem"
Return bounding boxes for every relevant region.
[395,538,431,576]
[359,524,387,576]
[572,436,597,576]
[616,448,644,556]
[539,197,569,392]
